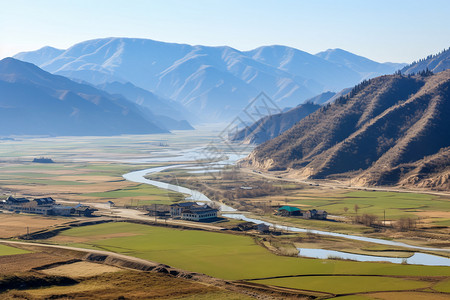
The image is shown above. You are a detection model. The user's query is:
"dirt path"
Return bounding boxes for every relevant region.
[0,239,163,268]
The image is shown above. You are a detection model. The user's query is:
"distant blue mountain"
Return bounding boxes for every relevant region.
[0,58,168,136]
[97,81,194,130]
[14,38,406,121]
[316,48,407,79]
[14,46,64,67]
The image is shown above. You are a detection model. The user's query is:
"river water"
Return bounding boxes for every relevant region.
[297,248,450,266]
[122,146,450,266]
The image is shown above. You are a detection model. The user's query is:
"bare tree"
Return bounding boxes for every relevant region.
[354,204,360,215]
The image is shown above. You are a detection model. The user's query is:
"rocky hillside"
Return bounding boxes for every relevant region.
[244,70,450,190]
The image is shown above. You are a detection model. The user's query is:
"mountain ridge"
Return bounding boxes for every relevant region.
[0,57,168,136]
[401,47,450,75]
[14,38,405,121]
[243,70,450,191]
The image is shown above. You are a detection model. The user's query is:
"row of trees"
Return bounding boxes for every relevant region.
[344,205,418,231]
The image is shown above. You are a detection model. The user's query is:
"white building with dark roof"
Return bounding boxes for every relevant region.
[170,202,218,221]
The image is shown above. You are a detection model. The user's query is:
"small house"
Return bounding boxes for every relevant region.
[236,222,255,231]
[278,206,302,216]
[304,209,328,220]
[74,204,97,217]
[5,196,30,212]
[256,223,270,233]
[52,205,74,216]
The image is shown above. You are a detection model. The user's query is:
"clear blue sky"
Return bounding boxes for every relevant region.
[1,0,449,63]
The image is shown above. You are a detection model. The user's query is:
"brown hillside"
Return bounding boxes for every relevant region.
[244,70,450,190]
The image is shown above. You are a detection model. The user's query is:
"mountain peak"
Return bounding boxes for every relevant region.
[0,57,51,82]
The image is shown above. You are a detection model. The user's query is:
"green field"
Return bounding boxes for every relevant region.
[251,275,429,294]
[267,214,372,234]
[57,223,450,282]
[290,190,450,219]
[0,244,30,256]
[84,183,184,204]
[433,278,450,293]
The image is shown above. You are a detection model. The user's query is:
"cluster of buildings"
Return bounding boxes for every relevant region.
[277,205,327,220]
[0,196,97,217]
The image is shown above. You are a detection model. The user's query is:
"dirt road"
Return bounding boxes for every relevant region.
[0,239,162,270]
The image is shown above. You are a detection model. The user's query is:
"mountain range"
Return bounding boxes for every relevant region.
[0,58,171,136]
[14,38,406,121]
[234,48,450,146]
[96,81,193,130]
[243,70,450,191]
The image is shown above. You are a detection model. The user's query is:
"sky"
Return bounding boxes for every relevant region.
[1,0,449,63]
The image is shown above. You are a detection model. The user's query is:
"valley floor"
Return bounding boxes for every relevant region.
[0,130,448,299]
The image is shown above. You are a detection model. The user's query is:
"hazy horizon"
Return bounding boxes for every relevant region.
[1,0,449,63]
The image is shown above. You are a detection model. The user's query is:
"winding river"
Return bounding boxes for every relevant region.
[122,147,450,266]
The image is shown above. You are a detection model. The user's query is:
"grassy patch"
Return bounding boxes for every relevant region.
[268,214,371,234]
[290,191,450,220]
[432,278,450,293]
[85,184,175,197]
[251,275,430,294]
[0,244,30,256]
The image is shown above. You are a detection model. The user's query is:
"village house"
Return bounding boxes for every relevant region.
[305,209,328,220]
[277,205,327,220]
[235,222,270,233]
[256,223,270,233]
[73,204,98,217]
[236,222,255,231]
[52,205,74,216]
[170,202,218,222]
[146,204,170,217]
[1,196,31,212]
[278,206,302,216]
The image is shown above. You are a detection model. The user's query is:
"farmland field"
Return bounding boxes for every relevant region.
[0,214,75,238]
[49,222,450,297]
[0,250,250,300]
[0,128,220,206]
[289,190,450,220]
[251,276,430,294]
